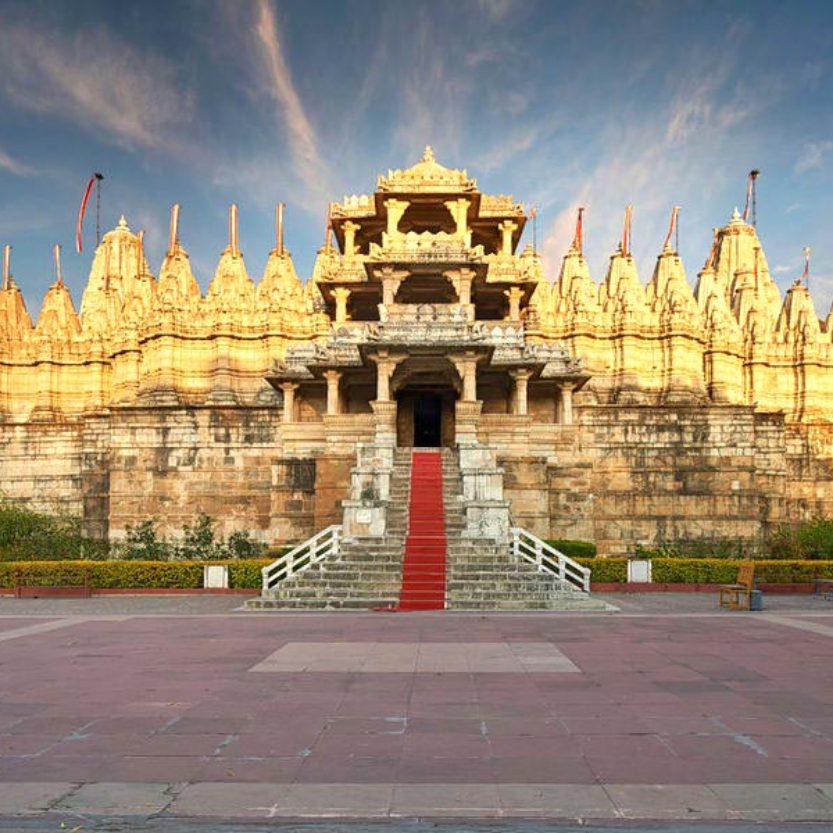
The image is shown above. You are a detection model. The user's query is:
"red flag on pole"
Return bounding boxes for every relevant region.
[75,175,96,253]
[662,206,680,251]
[801,246,811,283]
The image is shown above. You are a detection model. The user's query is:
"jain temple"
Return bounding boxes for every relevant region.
[1,149,832,607]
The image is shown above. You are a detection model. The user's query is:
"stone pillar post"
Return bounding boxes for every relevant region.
[505,286,524,322]
[510,369,532,415]
[560,382,574,425]
[444,268,476,306]
[499,220,518,256]
[384,199,409,244]
[323,370,342,415]
[342,220,360,258]
[279,382,299,423]
[377,267,409,309]
[332,287,351,324]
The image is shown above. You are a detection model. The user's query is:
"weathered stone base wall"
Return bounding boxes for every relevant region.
[0,403,830,554]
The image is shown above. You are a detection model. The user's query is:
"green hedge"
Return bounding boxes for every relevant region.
[576,557,628,582]
[3,556,832,590]
[546,540,597,559]
[228,559,271,589]
[0,560,204,589]
[651,559,833,584]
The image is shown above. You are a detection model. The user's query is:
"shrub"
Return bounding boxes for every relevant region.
[546,539,597,559]
[576,557,627,583]
[765,516,833,560]
[228,559,272,589]
[635,538,753,560]
[0,560,204,589]
[121,520,171,561]
[0,502,108,561]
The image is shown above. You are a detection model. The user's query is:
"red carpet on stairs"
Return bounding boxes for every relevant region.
[398,451,446,610]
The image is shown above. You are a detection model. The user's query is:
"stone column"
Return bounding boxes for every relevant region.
[377,267,409,308]
[451,352,481,402]
[323,370,342,415]
[444,198,471,240]
[332,287,351,324]
[510,369,532,415]
[279,382,299,423]
[444,268,476,306]
[342,220,360,258]
[499,220,518,256]
[505,286,524,322]
[560,382,574,425]
[384,199,409,244]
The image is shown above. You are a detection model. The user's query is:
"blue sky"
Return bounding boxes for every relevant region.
[1,0,832,319]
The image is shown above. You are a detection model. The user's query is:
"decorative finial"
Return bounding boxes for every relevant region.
[423,145,434,163]
[117,215,129,232]
[3,244,10,291]
[53,244,63,286]
[169,204,180,254]
[731,207,741,221]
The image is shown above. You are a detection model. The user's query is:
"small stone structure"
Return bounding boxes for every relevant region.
[0,148,831,555]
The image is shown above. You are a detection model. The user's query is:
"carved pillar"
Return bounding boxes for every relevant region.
[444,268,476,320]
[559,382,574,425]
[444,198,471,240]
[452,352,480,402]
[499,220,518,255]
[342,220,360,258]
[510,368,532,415]
[279,382,299,423]
[323,370,342,415]
[505,286,524,322]
[332,287,351,324]
[383,199,409,244]
[378,267,408,307]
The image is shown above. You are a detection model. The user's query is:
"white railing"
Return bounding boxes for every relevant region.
[511,527,591,593]
[262,525,342,591]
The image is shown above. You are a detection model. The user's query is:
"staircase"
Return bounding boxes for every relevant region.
[248,446,609,611]
[398,451,447,610]
[246,454,411,609]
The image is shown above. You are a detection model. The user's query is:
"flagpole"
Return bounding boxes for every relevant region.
[94,173,104,247]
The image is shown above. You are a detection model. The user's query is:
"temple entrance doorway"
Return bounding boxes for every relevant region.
[414,394,442,446]
[396,389,456,447]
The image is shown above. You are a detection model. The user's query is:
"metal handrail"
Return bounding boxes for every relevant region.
[510,527,591,593]
[262,525,342,591]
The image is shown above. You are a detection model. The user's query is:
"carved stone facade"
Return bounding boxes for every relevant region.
[1,149,832,554]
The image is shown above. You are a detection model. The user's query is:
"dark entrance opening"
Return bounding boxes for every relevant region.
[413,394,443,447]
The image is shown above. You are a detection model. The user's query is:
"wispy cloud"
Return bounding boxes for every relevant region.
[0,143,33,176]
[478,0,521,22]
[251,0,331,204]
[795,140,833,174]
[0,12,193,152]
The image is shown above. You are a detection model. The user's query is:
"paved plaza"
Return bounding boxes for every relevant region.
[0,593,832,830]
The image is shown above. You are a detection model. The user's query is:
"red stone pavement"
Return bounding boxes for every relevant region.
[0,609,832,788]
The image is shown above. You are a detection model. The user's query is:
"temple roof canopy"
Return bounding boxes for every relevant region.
[377,146,478,194]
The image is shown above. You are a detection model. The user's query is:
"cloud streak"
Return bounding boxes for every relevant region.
[0,13,193,153]
[0,144,33,176]
[251,0,331,205]
[795,140,833,174]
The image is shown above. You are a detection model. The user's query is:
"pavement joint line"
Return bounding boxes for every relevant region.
[0,617,101,642]
[758,614,833,637]
[6,781,833,821]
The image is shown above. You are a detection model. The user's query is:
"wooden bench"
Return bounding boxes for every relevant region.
[13,568,91,599]
[815,579,833,601]
[719,562,755,610]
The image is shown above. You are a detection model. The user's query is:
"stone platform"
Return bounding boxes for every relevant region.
[0,595,832,828]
